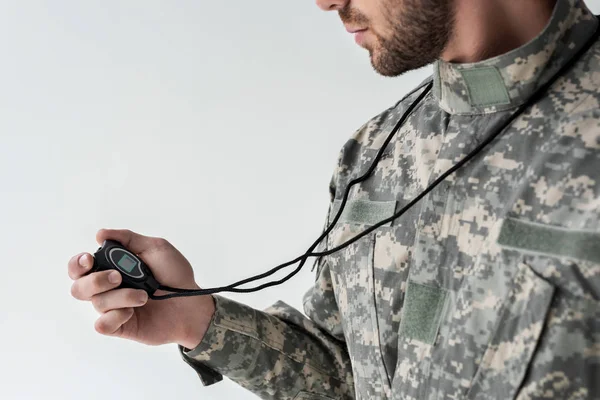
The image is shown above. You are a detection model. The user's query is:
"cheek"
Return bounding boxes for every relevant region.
[353,0,385,27]
[370,4,396,40]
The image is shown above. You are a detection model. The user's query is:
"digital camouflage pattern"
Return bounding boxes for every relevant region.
[179,0,600,398]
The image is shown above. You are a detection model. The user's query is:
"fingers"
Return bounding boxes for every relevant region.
[95,308,135,336]
[96,228,161,255]
[71,270,122,300]
[69,229,158,280]
[91,288,148,313]
[68,252,93,280]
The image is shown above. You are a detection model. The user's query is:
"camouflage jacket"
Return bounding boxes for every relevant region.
[179,1,600,398]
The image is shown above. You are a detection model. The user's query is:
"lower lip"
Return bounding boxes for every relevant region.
[354,30,367,45]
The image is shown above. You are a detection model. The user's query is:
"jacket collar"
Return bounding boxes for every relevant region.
[432,0,598,115]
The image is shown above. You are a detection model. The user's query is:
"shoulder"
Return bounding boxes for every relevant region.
[551,37,600,118]
[537,38,600,152]
[334,77,433,176]
[350,77,432,146]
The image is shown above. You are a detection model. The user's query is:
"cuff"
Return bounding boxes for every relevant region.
[177,296,223,386]
[178,344,223,386]
[178,294,260,384]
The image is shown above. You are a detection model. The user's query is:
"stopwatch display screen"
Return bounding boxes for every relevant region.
[117,254,137,273]
[108,248,144,279]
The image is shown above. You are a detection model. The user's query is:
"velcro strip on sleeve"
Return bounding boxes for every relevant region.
[398,281,448,345]
[497,218,600,264]
[329,199,397,226]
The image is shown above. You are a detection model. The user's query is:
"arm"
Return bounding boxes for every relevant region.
[179,173,355,399]
[178,278,354,399]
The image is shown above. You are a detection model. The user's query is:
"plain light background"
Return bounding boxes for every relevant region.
[1,1,599,399]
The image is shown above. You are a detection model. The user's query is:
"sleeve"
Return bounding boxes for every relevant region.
[178,165,355,399]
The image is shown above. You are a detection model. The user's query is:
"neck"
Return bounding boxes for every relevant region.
[441,0,558,63]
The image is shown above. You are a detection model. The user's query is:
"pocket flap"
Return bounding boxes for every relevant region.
[497,218,600,264]
[329,199,397,226]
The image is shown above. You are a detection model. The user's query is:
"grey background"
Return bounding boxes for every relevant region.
[1,1,598,399]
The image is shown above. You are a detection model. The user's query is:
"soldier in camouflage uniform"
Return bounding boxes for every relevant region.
[69,0,600,398]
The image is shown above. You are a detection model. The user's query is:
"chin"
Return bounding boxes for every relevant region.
[369,53,389,76]
[370,50,412,77]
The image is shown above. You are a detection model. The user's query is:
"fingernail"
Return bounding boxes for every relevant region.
[109,271,121,284]
[79,254,89,269]
[139,292,148,305]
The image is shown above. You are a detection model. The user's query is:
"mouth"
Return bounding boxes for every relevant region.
[345,26,369,46]
[345,26,368,34]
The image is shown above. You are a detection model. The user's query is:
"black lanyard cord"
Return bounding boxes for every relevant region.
[150,18,600,300]
[151,83,432,300]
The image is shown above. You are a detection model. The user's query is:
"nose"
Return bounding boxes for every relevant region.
[316,0,349,11]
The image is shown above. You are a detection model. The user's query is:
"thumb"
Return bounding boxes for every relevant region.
[96,228,157,254]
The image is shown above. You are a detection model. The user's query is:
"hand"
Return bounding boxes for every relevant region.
[69,228,215,349]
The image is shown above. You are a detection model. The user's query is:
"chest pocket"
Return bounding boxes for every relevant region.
[463,218,600,399]
[496,218,600,300]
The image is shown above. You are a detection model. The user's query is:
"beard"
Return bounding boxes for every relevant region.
[340,0,456,77]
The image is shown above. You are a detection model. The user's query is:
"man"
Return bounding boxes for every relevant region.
[68,0,600,398]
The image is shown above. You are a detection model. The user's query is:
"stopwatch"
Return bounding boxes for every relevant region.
[90,239,160,295]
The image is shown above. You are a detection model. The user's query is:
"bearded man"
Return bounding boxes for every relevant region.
[69,1,600,398]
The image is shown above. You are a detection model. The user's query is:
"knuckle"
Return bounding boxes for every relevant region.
[123,229,137,240]
[70,282,82,299]
[94,319,108,334]
[91,295,106,312]
[91,272,108,291]
[125,290,139,304]
[96,229,107,241]
[121,308,134,322]
[153,237,169,248]
[150,237,163,245]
